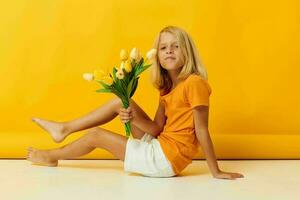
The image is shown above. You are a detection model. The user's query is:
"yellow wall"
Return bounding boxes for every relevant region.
[1,0,300,158]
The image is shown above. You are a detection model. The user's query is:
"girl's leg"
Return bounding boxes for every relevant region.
[32,98,151,143]
[27,127,128,166]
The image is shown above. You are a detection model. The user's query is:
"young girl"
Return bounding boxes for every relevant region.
[27,26,244,180]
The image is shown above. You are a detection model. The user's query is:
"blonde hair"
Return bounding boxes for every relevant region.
[150,26,208,94]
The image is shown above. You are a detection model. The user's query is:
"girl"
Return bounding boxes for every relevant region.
[27,26,244,180]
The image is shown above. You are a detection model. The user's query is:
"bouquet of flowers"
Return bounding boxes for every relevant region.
[83,47,157,138]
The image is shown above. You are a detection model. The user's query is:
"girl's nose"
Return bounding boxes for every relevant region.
[166,48,174,54]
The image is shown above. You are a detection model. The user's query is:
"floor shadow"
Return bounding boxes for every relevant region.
[178,169,209,177]
[58,163,123,171]
[174,164,210,177]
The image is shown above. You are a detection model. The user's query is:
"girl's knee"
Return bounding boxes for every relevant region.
[112,98,123,114]
[85,127,103,147]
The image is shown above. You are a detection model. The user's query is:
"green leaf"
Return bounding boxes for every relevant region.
[135,64,151,77]
[113,79,121,91]
[112,73,125,95]
[112,67,118,82]
[111,76,126,99]
[110,87,125,99]
[127,78,135,97]
[97,80,110,89]
[130,77,139,97]
[124,71,130,85]
[119,79,128,97]
[114,82,125,98]
[96,88,111,93]
[132,65,139,78]
[138,57,144,66]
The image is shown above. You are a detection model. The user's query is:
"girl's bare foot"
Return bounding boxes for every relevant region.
[27,147,58,167]
[31,117,67,143]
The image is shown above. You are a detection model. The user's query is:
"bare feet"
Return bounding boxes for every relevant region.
[31,117,67,143]
[27,147,58,167]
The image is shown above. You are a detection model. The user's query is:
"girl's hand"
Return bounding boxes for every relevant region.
[119,107,133,124]
[213,170,244,180]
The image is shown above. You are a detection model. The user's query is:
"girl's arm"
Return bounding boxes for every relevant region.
[193,105,220,175]
[131,124,147,139]
[193,105,244,180]
[130,99,166,138]
[131,117,161,137]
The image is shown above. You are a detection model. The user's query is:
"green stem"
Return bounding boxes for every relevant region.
[121,97,131,138]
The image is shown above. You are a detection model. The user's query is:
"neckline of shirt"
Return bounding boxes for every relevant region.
[161,79,186,98]
[160,74,205,98]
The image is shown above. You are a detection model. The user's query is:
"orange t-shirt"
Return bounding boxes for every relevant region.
[157,74,212,175]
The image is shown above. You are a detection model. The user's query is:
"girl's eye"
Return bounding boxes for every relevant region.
[160,47,166,50]
[175,45,179,48]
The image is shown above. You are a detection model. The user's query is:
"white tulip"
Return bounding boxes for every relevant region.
[116,69,124,79]
[146,49,157,60]
[83,73,94,81]
[130,47,139,61]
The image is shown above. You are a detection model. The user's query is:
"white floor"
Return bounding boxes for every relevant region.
[1,159,299,200]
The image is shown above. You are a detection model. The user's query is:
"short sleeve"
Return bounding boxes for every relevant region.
[184,76,211,109]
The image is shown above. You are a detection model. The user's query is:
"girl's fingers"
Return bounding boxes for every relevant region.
[228,172,243,178]
[119,107,133,124]
[120,113,132,118]
[120,110,131,115]
[235,173,244,178]
[120,111,132,117]
[120,115,132,122]
[227,173,243,179]
[120,118,129,123]
[214,171,244,180]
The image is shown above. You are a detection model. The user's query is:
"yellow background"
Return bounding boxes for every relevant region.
[1,0,300,159]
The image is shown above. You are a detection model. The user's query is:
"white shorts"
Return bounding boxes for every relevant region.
[124,133,176,178]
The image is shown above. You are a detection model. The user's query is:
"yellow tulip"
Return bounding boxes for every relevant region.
[130,47,141,62]
[124,60,132,73]
[120,49,128,61]
[102,76,114,86]
[120,61,125,70]
[93,69,106,81]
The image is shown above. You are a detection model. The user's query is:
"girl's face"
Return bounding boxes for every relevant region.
[158,32,184,72]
